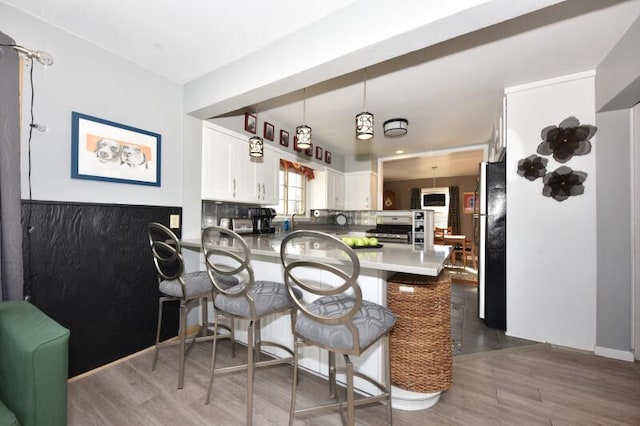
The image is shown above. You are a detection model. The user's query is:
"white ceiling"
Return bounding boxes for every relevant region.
[5,0,640,180]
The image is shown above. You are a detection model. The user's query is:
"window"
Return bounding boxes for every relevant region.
[277,168,306,216]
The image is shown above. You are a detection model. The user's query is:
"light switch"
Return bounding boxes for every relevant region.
[170,214,180,229]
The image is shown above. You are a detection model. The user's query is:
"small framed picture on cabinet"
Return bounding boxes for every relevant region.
[279,130,289,147]
[315,146,323,160]
[325,150,332,164]
[263,122,274,141]
[305,144,313,157]
[293,136,302,152]
[244,113,256,134]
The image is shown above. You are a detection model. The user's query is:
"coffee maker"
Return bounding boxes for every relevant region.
[250,208,276,234]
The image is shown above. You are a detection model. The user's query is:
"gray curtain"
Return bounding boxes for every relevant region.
[448,185,461,234]
[0,33,24,301]
[410,187,420,209]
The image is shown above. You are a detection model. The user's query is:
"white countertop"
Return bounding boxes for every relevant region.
[182,233,450,276]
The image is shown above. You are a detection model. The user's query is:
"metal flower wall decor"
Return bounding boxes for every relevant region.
[517,154,548,181]
[537,116,597,163]
[542,166,587,202]
[517,115,596,202]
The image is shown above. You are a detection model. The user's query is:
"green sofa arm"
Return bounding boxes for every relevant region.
[0,301,70,426]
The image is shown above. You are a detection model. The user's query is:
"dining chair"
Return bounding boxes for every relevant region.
[202,226,300,426]
[463,238,478,269]
[280,230,396,426]
[147,222,236,389]
[434,226,455,265]
[434,226,453,242]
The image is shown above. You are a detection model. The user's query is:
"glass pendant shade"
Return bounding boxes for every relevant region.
[296,125,312,149]
[355,111,374,140]
[249,135,264,157]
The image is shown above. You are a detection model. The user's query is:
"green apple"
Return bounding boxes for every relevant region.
[342,237,355,247]
[354,238,366,247]
[368,237,378,246]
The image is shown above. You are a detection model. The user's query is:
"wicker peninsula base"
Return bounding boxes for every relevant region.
[387,270,452,394]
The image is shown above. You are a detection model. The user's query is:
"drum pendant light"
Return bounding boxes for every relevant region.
[355,68,374,140]
[383,118,409,138]
[248,105,264,158]
[296,88,312,149]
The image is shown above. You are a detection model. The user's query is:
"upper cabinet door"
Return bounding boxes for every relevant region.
[202,124,255,202]
[327,169,345,210]
[345,171,378,210]
[202,125,233,200]
[254,146,279,205]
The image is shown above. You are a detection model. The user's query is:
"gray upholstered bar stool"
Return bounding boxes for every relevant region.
[147,222,236,389]
[280,230,396,426]
[202,226,300,426]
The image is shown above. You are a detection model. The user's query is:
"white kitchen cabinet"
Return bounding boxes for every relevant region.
[345,171,378,210]
[253,145,279,205]
[202,122,279,204]
[309,167,345,210]
[327,169,345,210]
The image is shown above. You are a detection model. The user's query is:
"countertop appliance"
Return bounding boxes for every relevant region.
[475,161,506,330]
[220,217,254,234]
[365,212,413,244]
[249,208,276,234]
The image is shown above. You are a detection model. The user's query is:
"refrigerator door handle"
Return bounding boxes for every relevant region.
[473,180,481,246]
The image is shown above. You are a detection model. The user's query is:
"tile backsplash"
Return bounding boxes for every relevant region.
[201,201,261,228]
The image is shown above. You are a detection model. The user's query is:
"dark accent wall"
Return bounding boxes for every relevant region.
[21,201,181,377]
[383,175,478,237]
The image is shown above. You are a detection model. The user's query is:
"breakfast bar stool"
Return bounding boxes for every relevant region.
[202,226,300,426]
[280,230,396,426]
[147,222,236,389]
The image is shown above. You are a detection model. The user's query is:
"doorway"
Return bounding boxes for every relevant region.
[378,145,535,355]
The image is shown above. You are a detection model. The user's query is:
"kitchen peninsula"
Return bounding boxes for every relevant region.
[181,233,452,410]
[181,233,450,276]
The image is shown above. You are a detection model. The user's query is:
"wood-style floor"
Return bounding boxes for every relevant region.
[68,339,640,425]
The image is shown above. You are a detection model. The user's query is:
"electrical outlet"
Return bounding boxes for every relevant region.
[170,214,180,229]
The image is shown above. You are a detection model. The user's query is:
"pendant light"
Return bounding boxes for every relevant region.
[383,118,408,137]
[296,88,312,149]
[355,68,374,140]
[248,105,264,158]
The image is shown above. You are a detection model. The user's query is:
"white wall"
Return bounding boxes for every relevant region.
[0,3,184,206]
[505,72,597,351]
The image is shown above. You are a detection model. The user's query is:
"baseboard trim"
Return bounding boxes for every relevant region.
[594,345,635,362]
[68,324,203,383]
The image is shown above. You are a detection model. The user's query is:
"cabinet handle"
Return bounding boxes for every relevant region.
[233,178,236,197]
[262,183,265,199]
[257,183,261,200]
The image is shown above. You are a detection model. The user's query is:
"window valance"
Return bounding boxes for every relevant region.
[280,159,315,180]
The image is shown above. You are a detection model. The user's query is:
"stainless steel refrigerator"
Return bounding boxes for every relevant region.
[474,161,507,330]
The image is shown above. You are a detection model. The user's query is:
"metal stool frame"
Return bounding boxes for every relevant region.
[202,226,296,426]
[280,230,394,426]
[147,222,234,389]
